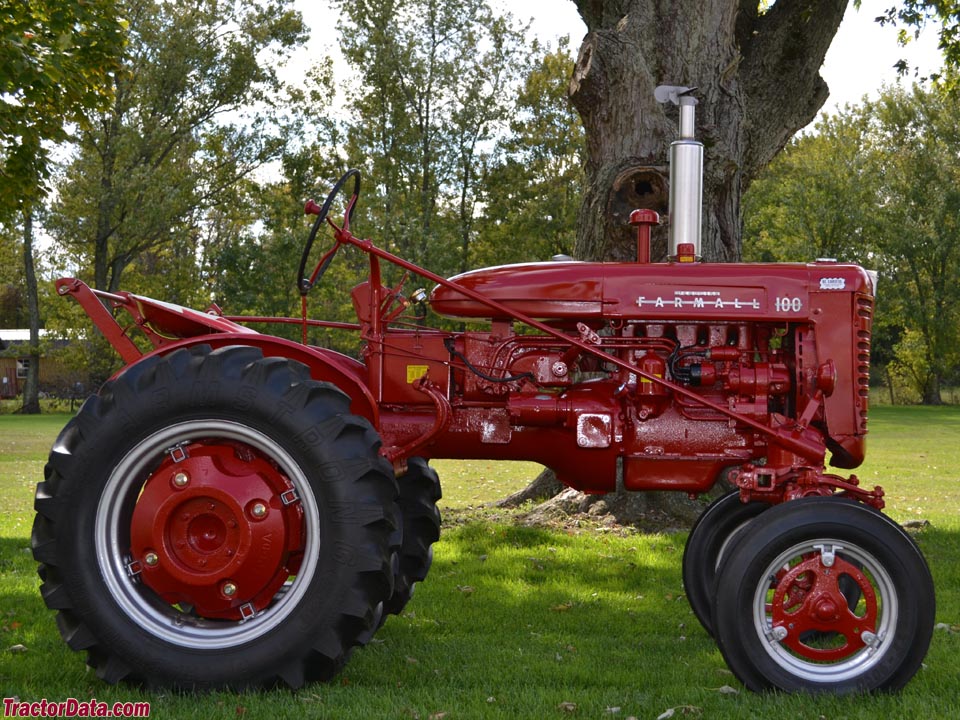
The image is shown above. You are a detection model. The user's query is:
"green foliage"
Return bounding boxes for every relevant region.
[0,223,25,326]
[475,37,584,267]
[201,1,583,355]
[869,85,960,404]
[889,327,937,403]
[877,1,960,82]
[44,0,308,293]
[743,109,876,264]
[18,1,584,365]
[332,0,530,275]
[743,84,960,404]
[0,0,125,219]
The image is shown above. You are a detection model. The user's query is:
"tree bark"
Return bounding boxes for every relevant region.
[506,0,849,526]
[569,0,847,263]
[923,374,943,405]
[21,210,41,415]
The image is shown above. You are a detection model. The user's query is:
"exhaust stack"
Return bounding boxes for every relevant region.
[655,85,702,261]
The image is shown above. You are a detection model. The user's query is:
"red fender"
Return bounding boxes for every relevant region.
[111,334,377,425]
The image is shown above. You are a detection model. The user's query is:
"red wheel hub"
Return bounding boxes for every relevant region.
[770,552,878,662]
[129,442,305,620]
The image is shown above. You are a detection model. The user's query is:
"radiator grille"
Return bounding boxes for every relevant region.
[856,294,874,431]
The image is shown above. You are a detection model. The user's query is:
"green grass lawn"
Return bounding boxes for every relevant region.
[1,407,958,718]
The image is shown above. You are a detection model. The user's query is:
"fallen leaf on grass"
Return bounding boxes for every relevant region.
[717,685,739,695]
[428,712,448,720]
[456,585,475,596]
[8,644,27,654]
[657,706,702,720]
[551,602,574,612]
[604,706,621,714]
[558,701,577,712]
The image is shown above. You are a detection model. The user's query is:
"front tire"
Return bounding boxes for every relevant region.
[713,498,935,693]
[682,490,767,636]
[32,345,399,689]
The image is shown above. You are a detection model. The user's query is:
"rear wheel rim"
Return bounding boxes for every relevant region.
[95,420,320,650]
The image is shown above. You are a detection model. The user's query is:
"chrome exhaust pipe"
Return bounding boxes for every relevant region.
[655,85,702,261]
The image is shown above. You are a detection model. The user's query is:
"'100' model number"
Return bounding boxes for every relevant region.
[775,296,803,312]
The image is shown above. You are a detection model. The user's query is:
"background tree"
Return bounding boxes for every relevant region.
[1,0,125,413]
[868,85,960,403]
[1,0,125,219]
[475,37,585,267]
[333,0,528,275]
[0,223,24,327]
[742,110,876,264]
[47,0,307,294]
[742,85,960,405]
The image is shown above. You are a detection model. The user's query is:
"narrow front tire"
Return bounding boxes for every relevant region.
[713,498,934,693]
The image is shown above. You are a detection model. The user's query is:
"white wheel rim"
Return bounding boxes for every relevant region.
[751,537,898,684]
[95,420,321,649]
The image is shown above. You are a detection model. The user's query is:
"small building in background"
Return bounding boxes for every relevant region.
[0,329,79,399]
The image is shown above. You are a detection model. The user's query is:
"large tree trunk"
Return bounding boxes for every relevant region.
[570,0,846,263]
[504,0,849,527]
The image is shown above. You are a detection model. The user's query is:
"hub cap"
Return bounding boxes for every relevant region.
[129,442,304,619]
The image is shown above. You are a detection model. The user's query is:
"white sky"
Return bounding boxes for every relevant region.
[291,0,945,124]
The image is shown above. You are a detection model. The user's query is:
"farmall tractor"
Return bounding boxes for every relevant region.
[33,87,935,693]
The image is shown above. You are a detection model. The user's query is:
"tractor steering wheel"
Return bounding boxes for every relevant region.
[297,169,361,296]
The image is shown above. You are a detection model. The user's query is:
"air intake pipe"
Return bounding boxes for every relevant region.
[655,85,702,262]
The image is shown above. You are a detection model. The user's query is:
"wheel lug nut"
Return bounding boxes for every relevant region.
[250,502,268,520]
[144,552,159,567]
[222,581,237,597]
[172,472,189,488]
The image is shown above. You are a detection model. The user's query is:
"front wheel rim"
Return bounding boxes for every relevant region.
[752,538,898,684]
[95,420,321,650]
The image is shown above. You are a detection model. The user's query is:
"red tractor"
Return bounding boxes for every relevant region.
[33,87,934,693]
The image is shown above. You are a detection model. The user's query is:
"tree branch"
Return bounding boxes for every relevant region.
[739,0,848,184]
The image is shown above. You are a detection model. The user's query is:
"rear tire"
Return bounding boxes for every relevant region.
[713,498,935,693]
[383,457,441,618]
[32,345,399,689]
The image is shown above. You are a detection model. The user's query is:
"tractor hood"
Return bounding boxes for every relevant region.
[429,260,874,322]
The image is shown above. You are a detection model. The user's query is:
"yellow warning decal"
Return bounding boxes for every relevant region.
[406,365,429,383]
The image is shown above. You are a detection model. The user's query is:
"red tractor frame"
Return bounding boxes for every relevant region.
[33,88,934,693]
